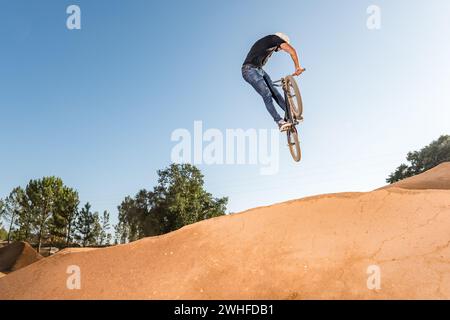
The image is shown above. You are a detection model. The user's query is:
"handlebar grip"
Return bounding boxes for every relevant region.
[292,68,306,76]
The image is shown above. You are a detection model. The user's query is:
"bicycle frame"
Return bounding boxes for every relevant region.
[273,78,296,125]
[274,76,303,162]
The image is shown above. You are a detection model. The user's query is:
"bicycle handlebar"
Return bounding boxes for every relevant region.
[274,69,306,84]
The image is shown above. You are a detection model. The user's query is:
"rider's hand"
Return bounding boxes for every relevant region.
[293,67,305,76]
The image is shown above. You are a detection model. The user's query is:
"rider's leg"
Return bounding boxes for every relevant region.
[262,70,286,113]
[242,66,283,123]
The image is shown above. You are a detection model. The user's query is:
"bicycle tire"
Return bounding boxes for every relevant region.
[287,126,301,162]
[285,75,303,119]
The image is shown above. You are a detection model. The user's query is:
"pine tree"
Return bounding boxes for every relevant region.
[3,187,25,244]
[75,203,102,247]
[98,210,111,245]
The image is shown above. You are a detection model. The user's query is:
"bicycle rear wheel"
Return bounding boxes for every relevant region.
[287,126,301,162]
[285,75,303,119]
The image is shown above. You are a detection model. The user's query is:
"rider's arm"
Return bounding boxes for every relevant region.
[280,43,305,76]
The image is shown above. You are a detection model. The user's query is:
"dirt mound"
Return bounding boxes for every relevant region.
[0,187,449,300]
[381,162,450,190]
[0,242,43,273]
[56,247,99,255]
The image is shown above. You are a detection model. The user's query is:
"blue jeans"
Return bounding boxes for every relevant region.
[242,64,286,122]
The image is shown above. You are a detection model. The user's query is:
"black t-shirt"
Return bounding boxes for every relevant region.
[243,35,286,67]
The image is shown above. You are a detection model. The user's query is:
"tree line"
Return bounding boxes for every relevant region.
[0,177,111,252]
[0,163,228,251]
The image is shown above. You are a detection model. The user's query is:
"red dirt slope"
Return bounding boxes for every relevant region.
[0,242,43,273]
[381,162,450,190]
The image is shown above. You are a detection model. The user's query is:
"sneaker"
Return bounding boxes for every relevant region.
[277,119,291,132]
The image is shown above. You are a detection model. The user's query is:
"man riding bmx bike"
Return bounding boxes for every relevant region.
[242,33,305,131]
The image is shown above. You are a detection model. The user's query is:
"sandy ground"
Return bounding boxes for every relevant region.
[0,163,449,299]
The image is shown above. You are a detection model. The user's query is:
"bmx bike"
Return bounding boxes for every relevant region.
[273,74,304,162]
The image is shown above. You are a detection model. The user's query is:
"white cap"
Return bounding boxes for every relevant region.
[275,32,290,44]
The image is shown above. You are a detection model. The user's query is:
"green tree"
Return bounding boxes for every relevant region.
[154,164,227,232]
[51,187,80,247]
[117,190,155,242]
[23,177,68,252]
[116,164,227,242]
[3,187,26,244]
[75,203,101,247]
[387,135,450,183]
[10,188,34,242]
[98,210,112,245]
[114,221,129,245]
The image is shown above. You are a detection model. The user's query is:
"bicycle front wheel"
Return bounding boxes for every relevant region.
[287,126,301,162]
[285,75,303,119]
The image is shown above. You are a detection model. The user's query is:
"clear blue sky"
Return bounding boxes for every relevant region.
[1,0,449,225]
